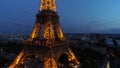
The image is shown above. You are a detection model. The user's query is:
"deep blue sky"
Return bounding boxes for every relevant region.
[0,0,120,34]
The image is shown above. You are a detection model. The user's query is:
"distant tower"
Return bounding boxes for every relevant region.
[9,0,80,68]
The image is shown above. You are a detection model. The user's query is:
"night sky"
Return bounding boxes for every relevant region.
[0,0,120,34]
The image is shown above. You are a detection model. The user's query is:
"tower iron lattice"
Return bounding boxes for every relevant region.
[9,0,80,68]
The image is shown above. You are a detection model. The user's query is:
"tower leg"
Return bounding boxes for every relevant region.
[9,51,24,68]
[44,58,58,68]
[67,49,80,65]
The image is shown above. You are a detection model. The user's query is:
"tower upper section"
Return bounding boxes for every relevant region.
[40,0,56,11]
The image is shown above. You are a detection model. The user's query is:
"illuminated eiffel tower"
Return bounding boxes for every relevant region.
[9,0,80,68]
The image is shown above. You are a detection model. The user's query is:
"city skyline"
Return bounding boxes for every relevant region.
[0,0,120,34]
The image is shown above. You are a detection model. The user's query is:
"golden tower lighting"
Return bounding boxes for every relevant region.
[9,0,80,68]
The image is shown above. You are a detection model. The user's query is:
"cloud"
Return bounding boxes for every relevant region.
[12,22,32,28]
[67,20,120,34]
[86,20,119,29]
[19,9,34,16]
[88,21,100,24]
[87,20,116,25]
[100,28,120,34]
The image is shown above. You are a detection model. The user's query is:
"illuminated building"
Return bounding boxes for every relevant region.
[9,0,80,68]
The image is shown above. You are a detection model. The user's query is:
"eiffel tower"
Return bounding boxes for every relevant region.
[9,0,80,68]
